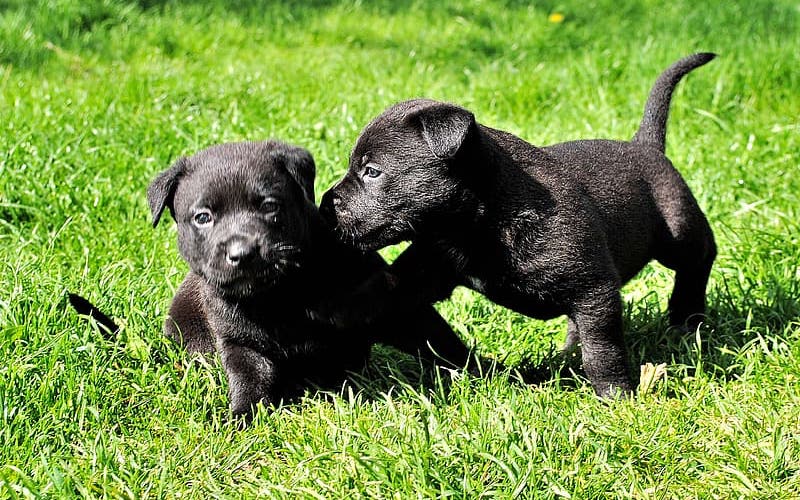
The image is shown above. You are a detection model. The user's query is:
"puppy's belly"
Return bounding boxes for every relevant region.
[464,274,565,320]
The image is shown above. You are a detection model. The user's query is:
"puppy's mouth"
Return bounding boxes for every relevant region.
[203,269,280,298]
[332,219,412,252]
[201,250,304,298]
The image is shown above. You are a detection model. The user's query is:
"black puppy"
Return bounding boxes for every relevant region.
[319,53,717,397]
[96,140,471,423]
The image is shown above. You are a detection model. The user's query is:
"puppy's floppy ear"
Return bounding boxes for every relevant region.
[411,102,476,159]
[277,146,316,203]
[147,157,188,227]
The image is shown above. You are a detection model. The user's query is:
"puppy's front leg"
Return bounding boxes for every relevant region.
[360,242,460,321]
[313,242,458,327]
[218,339,277,425]
[388,241,461,304]
[166,273,215,355]
[378,304,472,368]
[569,289,634,397]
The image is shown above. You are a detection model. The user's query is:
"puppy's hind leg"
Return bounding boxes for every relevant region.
[664,242,715,329]
[651,166,717,329]
[655,212,716,329]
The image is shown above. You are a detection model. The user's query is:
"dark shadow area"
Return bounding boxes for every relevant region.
[298,342,584,409]
[4,0,798,71]
[66,268,800,417]
[442,274,800,396]
[623,274,800,388]
[129,0,563,20]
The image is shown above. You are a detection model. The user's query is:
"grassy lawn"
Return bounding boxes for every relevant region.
[2,0,799,497]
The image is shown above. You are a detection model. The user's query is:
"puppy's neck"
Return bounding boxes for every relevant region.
[459,125,555,217]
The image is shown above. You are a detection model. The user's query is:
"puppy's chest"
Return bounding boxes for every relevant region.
[258,316,333,349]
[214,301,336,353]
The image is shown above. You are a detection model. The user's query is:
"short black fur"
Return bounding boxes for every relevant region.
[320,53,718,397]
[74,140,475,425]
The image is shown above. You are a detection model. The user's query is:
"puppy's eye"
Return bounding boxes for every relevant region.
[193,210,213,227]
[363,166,382,179]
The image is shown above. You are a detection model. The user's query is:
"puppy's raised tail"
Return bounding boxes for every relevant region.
[68,292,119,336]
[632,52,716,153]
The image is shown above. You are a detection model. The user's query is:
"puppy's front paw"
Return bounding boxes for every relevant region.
[313,270,396,327]
[306,304,353,328]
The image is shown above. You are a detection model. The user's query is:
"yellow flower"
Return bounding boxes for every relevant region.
[548,12,565,23]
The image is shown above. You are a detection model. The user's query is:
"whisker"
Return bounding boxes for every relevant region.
[277,258,301,268]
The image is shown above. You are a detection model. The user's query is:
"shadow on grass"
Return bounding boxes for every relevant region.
[340,273,800,401]
[622,274,800,389]
[1,0,410,68]
[133,0,458,17]
[64,267,800,421]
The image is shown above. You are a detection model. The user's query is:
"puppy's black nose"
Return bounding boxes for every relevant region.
[319,190,339,226]
[225,239,257,267]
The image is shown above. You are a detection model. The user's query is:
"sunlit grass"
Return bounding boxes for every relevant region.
[1,0,799,497]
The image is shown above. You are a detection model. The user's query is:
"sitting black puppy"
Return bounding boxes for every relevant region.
[319,53,718,397]
[76,140,474,424]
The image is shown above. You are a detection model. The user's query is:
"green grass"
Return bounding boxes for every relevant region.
[2,0,799,497]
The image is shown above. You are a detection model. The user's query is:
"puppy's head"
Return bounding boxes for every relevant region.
[148,141,317,298]
[320,99,476,251]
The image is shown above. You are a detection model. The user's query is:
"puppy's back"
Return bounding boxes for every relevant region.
[544,139,695,282]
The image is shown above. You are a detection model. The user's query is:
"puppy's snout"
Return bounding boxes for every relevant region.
[225,238,257,267]
[319,190,340,225]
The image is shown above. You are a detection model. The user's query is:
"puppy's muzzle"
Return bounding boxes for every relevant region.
[224,237,258,267]
[319,190,341,226]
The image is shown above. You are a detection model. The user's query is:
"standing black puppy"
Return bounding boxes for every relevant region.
[144,140,472,423]
[319,53,717,397]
